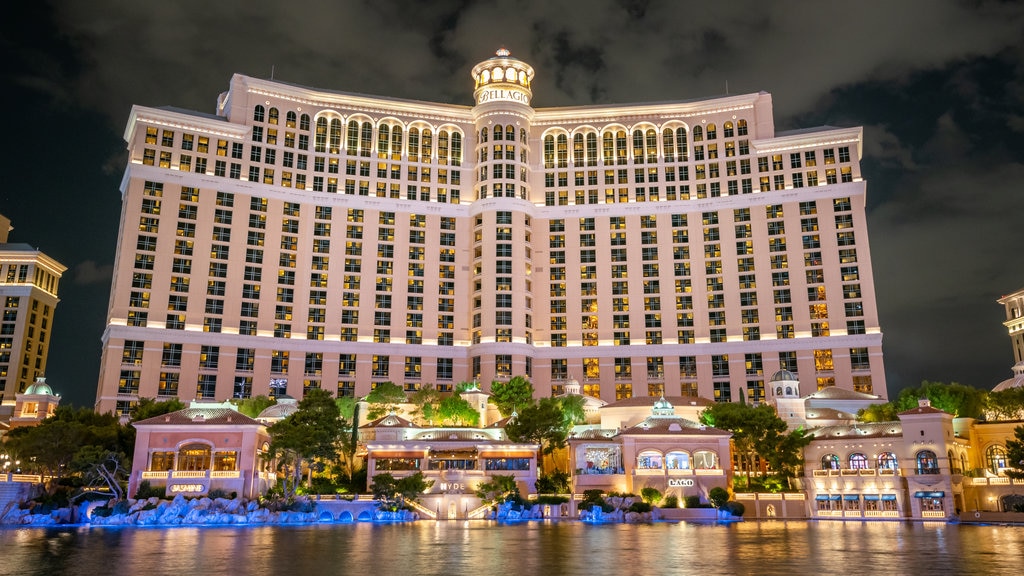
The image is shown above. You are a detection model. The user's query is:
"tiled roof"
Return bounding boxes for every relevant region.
[619,416,729,437]
[602,395,713,409]
[806,387,881,401]
[133,407,262,426]
[361,413,420,429]
[807,421,902,439]
[898,405,950,416]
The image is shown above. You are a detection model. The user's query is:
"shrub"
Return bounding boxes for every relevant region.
[725,501,745,517]
[708,487,730,508]
[662,495,679,509]
[640,487,663,505]
[134,480,165,500]
[535,495,570,505]
[684,495,701,509]
[207,488,231,500]
[628,501,652,513]
[535,471,571,494]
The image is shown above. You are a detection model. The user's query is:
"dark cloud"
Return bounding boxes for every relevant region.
[5,0,1024,406]
[73,261,113,286]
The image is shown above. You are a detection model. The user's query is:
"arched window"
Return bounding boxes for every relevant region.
[821,454,840,469]
[300,114,310,131]
[315,117,328,153]
[556,134,568,168]
[450,132,462,166]
[268,107,279,125]
[692,125,703,142]
[723,122,734,138]
[916,450,939,474]
[520,128,527,144]
[286,111,297,128]
[706,123,717,139]
[346,120,359,155]
[177,443,212,471]
[360,122,373,157]
[493,125,503,141]
[693,450,719,469]
[438,130,450,165]
[506,125,515,142]
[637,450,663,469]
[645,129,657,163]
[586,133,597,166]
[391,126,403,160]
[663,129,676,162]
[602,132,614,164]
[666,451,690,470]
[849,453,868,469]
[877,452,898,470]
[986,445,1008,475]
[573,134,584,166]
[480,128,488,143]
[676,128,689,161]
[408,128,420,162]
[253,105,265,123]
[328,118,342,154]
[615,131,627,165]
[632,130,644,164]
[420,129,432,162]
[737,119,748,136]
[377,125,390,158]
[543,135,555,169]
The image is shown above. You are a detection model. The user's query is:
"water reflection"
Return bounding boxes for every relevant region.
[3,521,1021,576]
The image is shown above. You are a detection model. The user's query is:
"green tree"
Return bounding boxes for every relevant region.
[455,380,479,393]
[70,446,130,502]
[364,381,407,420]
[233,395,276,418]
[437,395,480,426]
[1005,425,1024,480]
[4,407,123,483]
[535,470,570,494]
[858,381,989,422]
[987,387,1024,421]
[556,394,587,428]
[131,398,186,422]
[267,388,347,498]
[505,397,568,458]
[475,474,520,505]
[370,471,433,511]
[761,428,811,491]
[409,384,443,425]
[858,403,899,423]
[489,375,535,417]
[700,402,805,490]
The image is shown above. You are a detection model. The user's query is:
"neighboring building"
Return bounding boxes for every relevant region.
[772,368,884,430]
[0,214,66,420]
[8,376,61,429]
[95,48,887,417]
[998,287,1024,364]
[129,400,274,499]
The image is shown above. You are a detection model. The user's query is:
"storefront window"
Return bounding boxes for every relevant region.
[666,451,690,470]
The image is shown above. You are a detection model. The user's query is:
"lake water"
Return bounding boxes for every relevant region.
[2,520,1020,576]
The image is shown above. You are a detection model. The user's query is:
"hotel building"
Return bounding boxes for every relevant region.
[0,214,66,416]
[95,49,886,416]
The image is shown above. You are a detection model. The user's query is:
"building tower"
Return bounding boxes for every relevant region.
[0,214,66,417]
[997,287,1024,365]
[468,49,536,383]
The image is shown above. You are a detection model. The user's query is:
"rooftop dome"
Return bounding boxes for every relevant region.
[992,361,1024,392]
[256,395,299,421]
[770,369,799,383]
[23,377,56,396]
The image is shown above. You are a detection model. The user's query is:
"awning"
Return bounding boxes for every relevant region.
[881,494,897,501]
[913,491,945,498]
[863,495,880,501]
[843,494,860,501]
[829,494,842,501]
[815,495,829,501]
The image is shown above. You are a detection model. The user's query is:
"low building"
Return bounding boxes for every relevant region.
[568,396,733,503]
[362,412,540,520]
[7,377,60,430]
[129,400,274,499]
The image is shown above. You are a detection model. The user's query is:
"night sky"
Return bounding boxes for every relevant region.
[3,1,1022,408]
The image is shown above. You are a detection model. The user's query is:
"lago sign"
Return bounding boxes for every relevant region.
[667,479,696,488]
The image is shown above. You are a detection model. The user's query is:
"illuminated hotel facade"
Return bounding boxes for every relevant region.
[95,49,886,416]
[0,214,66,412]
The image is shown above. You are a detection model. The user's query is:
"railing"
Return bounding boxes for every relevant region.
[0,474,43,483]
[864,510,900,518]
[921,511,946,519]
[695,469,724,476]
